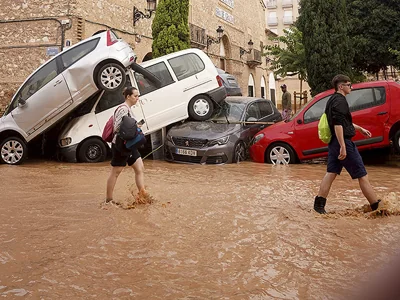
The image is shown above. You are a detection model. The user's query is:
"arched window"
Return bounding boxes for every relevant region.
[248,74,255,97]
[260,76,266,99]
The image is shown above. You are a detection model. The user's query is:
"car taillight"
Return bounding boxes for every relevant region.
[106,30,117,46]
[216,75,223,87]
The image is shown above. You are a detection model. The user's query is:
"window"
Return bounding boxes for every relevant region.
[168,53,205,81]
[135,73,159,96]
[248,86,254,97]
[61,38,99,69]
[283,10,293,24]
[146,62,174,86]
[95,75,132,113]
[258,101,273,117]
[348,87,386,112]
[134,62,174,96]
[15,59,59,106]
[246,103,261,120]
[304,95,331,124]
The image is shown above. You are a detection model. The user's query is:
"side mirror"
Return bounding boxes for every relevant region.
[18,99,26,106]
[297,119,302,124]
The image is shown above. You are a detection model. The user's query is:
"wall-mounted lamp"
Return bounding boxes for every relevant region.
[240,40,254,58]
[207,26,224,47]
[133,0,157,26]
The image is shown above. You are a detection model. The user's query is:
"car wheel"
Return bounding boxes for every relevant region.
[78,138,107,163]
[394,130,400,153]
[188,95,214,121]
[266,142,296,165]
[97,63,126,92]
[233,141,246,163]
[0,137,27,165]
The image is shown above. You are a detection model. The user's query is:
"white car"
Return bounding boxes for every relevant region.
[0,29,136,165]
[58,48,227,163]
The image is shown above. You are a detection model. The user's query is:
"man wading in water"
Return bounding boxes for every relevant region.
[314,74,381,214]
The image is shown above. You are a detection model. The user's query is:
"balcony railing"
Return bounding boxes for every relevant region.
[267,17,278,26]
[282,0,293,7]
[266,0,277,8]
[189,23,206,47]
[246,49,262,68]
[283,16,294,24]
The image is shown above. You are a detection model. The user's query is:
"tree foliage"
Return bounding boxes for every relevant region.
[151,0,190,58]
[390,49,400,67]
[347,0,400,73]
[264,26,307,82]
[297,0,353,96]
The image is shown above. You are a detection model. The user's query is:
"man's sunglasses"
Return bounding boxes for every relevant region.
[341,83,352,88]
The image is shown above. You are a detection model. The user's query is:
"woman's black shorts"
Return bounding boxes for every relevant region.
[111,143,141,167]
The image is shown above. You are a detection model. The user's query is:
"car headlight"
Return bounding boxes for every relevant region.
[252,133,265,145]
[208,136,229,147]
[59,137,72,147]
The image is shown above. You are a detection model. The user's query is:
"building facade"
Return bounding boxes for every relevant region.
[0,0,285,113]
[264,0,310,109]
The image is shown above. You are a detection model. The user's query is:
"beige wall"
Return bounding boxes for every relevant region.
[189,0,274,99]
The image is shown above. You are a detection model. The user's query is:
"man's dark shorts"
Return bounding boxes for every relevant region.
[111,143,141,167]
[327,136,367,179]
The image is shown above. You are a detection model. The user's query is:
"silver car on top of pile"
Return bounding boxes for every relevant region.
[0,29,136,165]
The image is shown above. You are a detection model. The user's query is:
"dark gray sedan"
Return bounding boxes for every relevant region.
[165,97,282,164]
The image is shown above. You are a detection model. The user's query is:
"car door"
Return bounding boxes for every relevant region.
[347,86,389,146]
[295,95,332,157]
[168,52,209,98]
[133,62,179,133]
[94,73,147,134]
[242,102,263,143]
[258,100,280,128]
[59,38,100,104]
[11,58,72,136]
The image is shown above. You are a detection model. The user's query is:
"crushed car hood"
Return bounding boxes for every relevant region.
[168,121,240,140]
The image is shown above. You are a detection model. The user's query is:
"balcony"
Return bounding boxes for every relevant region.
[282,0,293,7]
[246,49,262,68]
[267,16,278,26]
[189,23,206,48]
[266,0,277,8]
[283,16,294,25]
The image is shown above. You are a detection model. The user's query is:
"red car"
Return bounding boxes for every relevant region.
[250,81,400,164]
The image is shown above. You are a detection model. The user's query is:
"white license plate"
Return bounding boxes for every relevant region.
[176,148,197,156]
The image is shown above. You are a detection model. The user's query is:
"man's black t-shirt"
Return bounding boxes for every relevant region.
[325,93,355,139]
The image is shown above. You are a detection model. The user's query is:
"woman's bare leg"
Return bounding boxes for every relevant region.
[106,166,124,201]
[131,158,145,192]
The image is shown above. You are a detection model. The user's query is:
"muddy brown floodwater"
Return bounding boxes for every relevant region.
[1,160,400,299]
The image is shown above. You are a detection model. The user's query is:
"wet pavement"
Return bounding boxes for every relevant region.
[0,160,400,299]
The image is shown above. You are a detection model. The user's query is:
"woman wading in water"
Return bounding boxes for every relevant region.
[106,87,151,205]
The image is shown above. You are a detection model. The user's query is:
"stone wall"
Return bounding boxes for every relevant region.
[0,0,73,112]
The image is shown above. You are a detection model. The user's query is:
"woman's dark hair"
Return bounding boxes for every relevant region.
[332,74,351,91]
[123,86,137,98]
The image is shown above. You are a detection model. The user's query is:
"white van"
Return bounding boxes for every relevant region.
[58,48,227,162]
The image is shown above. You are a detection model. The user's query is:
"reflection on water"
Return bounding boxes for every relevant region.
[0,160,399,299]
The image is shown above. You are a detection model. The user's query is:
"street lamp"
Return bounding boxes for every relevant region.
[206,26,224,54]
[133,0,157,26]
[240,39,254,58]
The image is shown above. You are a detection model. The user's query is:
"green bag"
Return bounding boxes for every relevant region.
[318,113,331,144]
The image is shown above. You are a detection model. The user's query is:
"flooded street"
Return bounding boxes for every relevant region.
[1,160,400,299]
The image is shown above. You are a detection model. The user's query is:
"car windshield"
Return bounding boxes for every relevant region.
[288,102,308,122]
[209,101,245,123]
